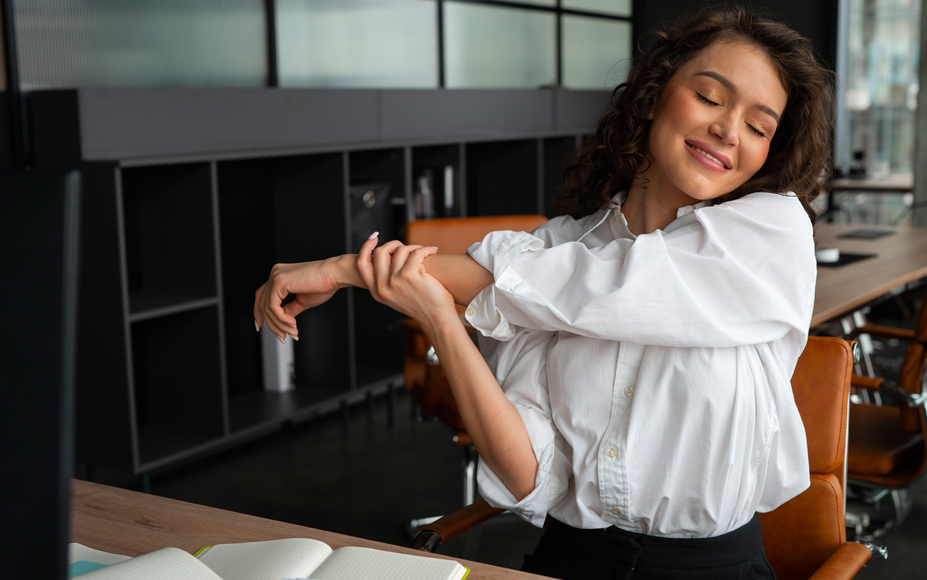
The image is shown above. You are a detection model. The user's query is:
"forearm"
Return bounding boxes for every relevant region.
[422,254,493,306]
[341,252,492,306]
[424,313,538,501]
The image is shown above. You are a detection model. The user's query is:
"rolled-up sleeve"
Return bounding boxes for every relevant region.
[466,193,816,348]
[476,327,572,527]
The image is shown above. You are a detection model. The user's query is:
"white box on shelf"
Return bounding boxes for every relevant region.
[260,325,295,393]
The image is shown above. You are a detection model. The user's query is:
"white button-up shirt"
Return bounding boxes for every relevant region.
[466,191,815,538]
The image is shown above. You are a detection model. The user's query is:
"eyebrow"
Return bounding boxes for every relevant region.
[694,71,781,122]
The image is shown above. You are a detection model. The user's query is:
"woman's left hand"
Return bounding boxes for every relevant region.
[356,238,457,332]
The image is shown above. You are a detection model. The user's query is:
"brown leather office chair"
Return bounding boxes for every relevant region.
[403,215,548,512]
[844,293,927,538]
[410,337,884,579]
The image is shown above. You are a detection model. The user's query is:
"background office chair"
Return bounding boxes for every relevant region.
[403,215,547,520]
[843,289,927,539]
[410,336,886,579]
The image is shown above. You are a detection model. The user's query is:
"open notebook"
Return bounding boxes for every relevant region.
[69,539,469,580]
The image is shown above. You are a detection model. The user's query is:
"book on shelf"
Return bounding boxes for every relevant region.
[68,538,469,580]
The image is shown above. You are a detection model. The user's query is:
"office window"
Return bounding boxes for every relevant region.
[562,15,631,89]
[276,0,438,88]
[563,0,632,17]
[444,2,556,89]
[506,0,557,5]
[839,0,920,176]
[14,0,267,89]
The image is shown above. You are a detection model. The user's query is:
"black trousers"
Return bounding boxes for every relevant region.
[521,514,776,580]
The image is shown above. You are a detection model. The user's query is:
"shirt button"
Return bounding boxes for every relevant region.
[610,508,621,516]
[624,386,634,397]
[606,447,618,459]
[466,307,476,316]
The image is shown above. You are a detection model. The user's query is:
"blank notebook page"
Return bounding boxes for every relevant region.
[68,543,133,566]
[196,538,332,580]
[311,547,465,580]
[77,547,223,580]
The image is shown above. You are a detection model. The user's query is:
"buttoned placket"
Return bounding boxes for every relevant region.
[598,340,645,530]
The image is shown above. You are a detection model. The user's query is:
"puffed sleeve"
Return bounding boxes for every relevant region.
[466,192,816,348]
[475,327,572,527]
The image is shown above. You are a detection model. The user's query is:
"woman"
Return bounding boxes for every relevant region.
[255,6,834,578]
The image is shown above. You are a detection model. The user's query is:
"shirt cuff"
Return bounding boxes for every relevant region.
[465,231,544,341]
[476,406,568,528]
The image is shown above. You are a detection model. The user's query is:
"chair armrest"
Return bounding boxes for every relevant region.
[852,375,927,408]
[408,499,507,552]
[808,542,873,580]
[851,325,916,341]
[851,375,885,391]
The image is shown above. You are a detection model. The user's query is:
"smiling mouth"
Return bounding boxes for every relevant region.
[687,143,730,170]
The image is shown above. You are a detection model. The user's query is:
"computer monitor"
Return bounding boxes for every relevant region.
[0,169,81,580]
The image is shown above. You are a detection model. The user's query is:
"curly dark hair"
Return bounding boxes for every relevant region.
[556,5,835,225]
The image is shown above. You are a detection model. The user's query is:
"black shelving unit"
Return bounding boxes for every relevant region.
[29,87,606,477]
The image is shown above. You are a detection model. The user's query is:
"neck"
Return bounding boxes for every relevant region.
[622,180,695,235]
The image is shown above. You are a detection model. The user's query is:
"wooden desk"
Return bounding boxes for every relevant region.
[812,224,927,327]
[71,480,541,580]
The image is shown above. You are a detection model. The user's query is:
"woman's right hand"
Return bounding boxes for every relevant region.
[254,253,363,343]
[355,238,458,335]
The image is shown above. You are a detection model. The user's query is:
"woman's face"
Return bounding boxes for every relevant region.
[643,39,788,203]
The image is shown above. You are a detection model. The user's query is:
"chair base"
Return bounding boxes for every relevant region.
[846,484,915,541]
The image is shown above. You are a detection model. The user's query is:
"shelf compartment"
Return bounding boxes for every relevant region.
[466,139,539,216]
[217,154,350,402]
[411,144,463,220]
[120,162,217,315]
[130,306,225,465]
[349,148,407,248]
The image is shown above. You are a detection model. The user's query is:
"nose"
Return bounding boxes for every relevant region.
[709,115,739,146]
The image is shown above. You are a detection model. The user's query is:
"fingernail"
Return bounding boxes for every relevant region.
[292,335,299,341]
[432,246,439,249]
[254,320,260,332]
[368,231,379,240]
[278,335,286,345]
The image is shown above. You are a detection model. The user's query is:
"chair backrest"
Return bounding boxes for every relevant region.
[406,215,549,254]
[758,336,854,580]
[402,215,548,427]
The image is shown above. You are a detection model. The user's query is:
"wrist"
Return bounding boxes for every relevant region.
[331,254,364,290]
[422,308,468,345]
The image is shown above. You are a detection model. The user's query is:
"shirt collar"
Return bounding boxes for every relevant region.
[576,191,710,242]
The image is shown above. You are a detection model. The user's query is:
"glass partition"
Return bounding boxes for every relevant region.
[562,14,631,89]
[563,0,632,17]
[276,0,437,88]
[444,1,556,89]
[14,0,267,89]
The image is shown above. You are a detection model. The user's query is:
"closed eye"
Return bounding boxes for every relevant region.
[747,124,766,138]
[696,93,720,106]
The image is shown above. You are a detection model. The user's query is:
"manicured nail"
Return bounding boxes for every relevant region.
[368,231,379,240]
[278,335,286,345]
[432,246,439,249]
[292,335,299,341]
[254,320,260,332]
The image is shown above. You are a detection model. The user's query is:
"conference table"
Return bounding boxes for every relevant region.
[811,223,927,328]
[71,479,542,579]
